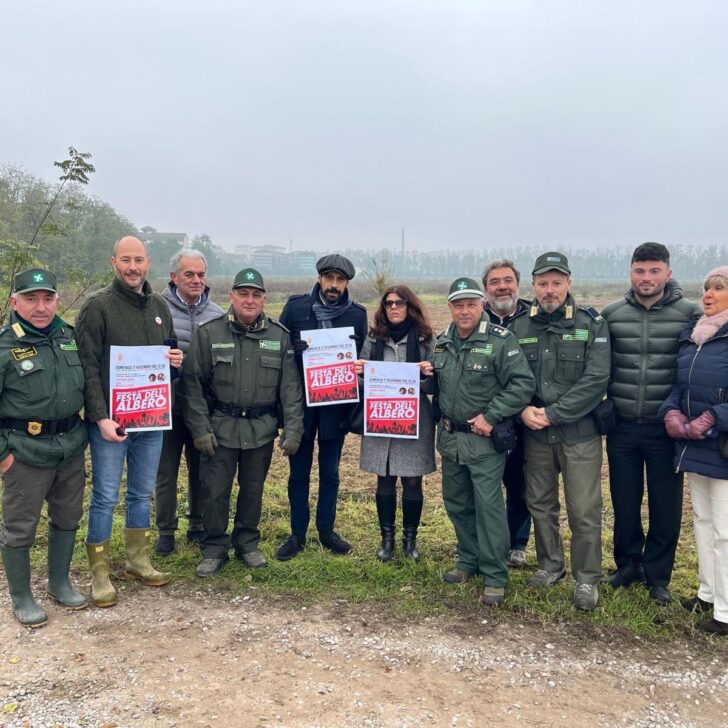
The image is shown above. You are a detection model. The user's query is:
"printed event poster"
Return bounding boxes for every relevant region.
[301,327,359,407]
[363,361,419,439]
[109,345,172,432]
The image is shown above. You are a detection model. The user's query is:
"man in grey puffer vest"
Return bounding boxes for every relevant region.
[602,242,700,604]
[154,250,224,554]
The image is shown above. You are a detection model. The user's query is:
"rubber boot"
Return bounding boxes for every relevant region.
[47,525,87,610]
[1,546,48,628]
[124,529,171,586]
[402,497,423,562]
[375,493,397,562]
[85,541,118,607]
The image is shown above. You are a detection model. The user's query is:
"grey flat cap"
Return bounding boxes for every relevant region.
[316,254,356,280]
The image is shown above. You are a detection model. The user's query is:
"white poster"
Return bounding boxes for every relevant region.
[363,361,420,439]
[301,327,359,407]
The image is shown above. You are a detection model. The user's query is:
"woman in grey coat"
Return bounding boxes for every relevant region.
[355,285,436,562]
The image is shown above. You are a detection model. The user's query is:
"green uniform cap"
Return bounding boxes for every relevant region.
[13,268,58,294]
[232,268,265,291]
[447,277,484,302]
[532,252,571,276]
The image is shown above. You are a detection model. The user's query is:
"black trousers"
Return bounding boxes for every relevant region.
[502,432,531,551]
[198,441,274,559]
[606,420,683,587]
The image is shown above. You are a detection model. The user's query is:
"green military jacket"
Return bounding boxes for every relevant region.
[509,294,611,444]
[0,315,87,467]
[431,315,536,464]
[181,310,304,450]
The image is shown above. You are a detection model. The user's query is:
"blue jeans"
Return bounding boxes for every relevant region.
[86,425,164,544]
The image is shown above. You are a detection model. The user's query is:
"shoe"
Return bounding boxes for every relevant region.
[155,534,176,556]
[124,529,171,586]
[605,562,645,588]
[1,546,48,628]
[574,582,599,611]
[681,595,713,613]
[186,530,205,544]
[401,497,423,562]
[196,556,228,577]
[375,493,396,562]
[85,541,118,608]
[236,550,267,569]
[648,585,672,606]
[507,549,527,568]
[377,527,395,562]
[697,618,728,636]
[47,526,87,610]
[276,534,305,561]
[318,531,352,555]
[528,569,567,588]
[482,586,505,607]
[442,568,475,584]
[402,527,420,562]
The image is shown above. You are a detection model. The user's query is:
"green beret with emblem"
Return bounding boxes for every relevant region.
[447,277,483,302]
[532,251,571,276]
[13,268,58,294]
[232,268,265,292]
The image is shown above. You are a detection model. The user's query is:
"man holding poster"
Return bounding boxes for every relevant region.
[276,254,367,561]
[76,236,184,607]
[423,278,535,607]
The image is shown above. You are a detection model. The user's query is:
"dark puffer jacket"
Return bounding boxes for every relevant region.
[602,281,699,421]
[659,319,728,479]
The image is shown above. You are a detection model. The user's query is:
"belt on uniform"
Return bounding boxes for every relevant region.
[442,416,472,433]
[212,401,277,419]
[0,414,81,437]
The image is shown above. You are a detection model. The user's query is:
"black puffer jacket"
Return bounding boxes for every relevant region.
[602,281,699,421]
[659,319,728,479]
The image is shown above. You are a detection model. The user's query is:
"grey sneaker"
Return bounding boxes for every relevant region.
[442,568,475,584]
[507,549,527,568]
[574,582,599,611]
[528,569,567,588]
[238,550,268,569]
[196,556,227,578]
[481,586,505,607]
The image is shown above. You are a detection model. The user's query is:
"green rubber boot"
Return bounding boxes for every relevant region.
[1,546,48,628]
[124,529,171,586]
[85,541,118,608]
[47,525,87,610]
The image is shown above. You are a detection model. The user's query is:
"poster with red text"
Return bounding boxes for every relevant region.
[301,327,359,407]
[109,345,172,431]
[363,361,419,439]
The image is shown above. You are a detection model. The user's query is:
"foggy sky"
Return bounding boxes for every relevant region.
[1,1,727,252]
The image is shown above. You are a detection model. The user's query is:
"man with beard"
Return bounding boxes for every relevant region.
[482,260,532,568]
[602,242,700,604]
[510,252,610,611]
[276,255,367,560]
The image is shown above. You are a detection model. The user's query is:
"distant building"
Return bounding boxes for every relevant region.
[252,244,287,271]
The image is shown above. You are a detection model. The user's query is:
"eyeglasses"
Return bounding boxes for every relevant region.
[384,299,407,309]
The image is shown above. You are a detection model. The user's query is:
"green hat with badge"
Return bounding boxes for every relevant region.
[13,268,58,294]
[232,268,265,292]
[532,251,571,276]
[447,277,484,302]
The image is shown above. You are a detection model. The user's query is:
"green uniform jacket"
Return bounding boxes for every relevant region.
[601,280,700,422]
[181,310,304,450]
[431,315,536,464]
[0,315,87,467]
[510,295,611,443]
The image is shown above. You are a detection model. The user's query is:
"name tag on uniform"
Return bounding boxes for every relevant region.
[11,346,37,361]
[518,337,538,345]
[211,343,235,349]
[60,341,78,351]
[259,340,281,351]
[471,345,493,355]
[562,329,589,342]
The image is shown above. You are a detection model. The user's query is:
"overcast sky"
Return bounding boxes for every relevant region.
[2,1,726,252]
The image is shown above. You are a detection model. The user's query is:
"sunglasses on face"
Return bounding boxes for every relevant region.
[384,299,408,309]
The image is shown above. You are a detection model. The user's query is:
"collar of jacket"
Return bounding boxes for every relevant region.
[164,281,210,310]
[484,298,529,325]
[112,275,153,305]
[7,312,67,342]
[529,293,577,328]
[227,309,268,335]
[624,279,683,310]
[441,314,492,344]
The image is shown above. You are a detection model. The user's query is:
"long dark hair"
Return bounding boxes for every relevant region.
[370,285,434,347]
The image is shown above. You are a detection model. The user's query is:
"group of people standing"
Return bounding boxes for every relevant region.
[0,239,726,638]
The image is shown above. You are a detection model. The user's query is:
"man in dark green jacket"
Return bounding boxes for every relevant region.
[0,269,88,627]
[424,277,535,607]
[182,269,304,577]
[510,252,610,611]
[602,242,700,604]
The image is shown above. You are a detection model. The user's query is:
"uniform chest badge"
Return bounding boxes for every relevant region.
[21,360,35,371]
[11,346,38,361]
[155,316,162,326]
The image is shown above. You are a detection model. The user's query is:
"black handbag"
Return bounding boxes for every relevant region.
[592,398,618,436]
[492,418,518,453]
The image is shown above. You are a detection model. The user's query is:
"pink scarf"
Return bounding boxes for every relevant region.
[692,307,728,346]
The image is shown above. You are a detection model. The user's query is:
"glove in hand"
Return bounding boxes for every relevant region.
[663,410,688,439]
[193,433,218,457]
[684,410,716,441]
[291,338,308,355]
[279,437,301,456]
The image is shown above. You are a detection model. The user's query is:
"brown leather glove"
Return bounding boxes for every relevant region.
[193,433,218,458]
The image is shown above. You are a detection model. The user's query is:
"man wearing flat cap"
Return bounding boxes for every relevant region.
[0,269,88,627]
[510,252,610,611]
[276,254,367,560]
[421,278,535,607]
[182,268,304,576]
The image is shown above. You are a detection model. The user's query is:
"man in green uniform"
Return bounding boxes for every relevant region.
[510,252,610,611]
[0,269,88,627]
[182,269,304,577]
[423,277,535,606]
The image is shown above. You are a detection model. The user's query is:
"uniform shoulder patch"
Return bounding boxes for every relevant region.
[489,324,509,338]
[0,326,8,337]
[199,313,226,328]
[268,317,290,334]
[581,306,604,323]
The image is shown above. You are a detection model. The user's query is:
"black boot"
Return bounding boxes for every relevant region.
[402,497,423,562]
[375,493,396,562]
